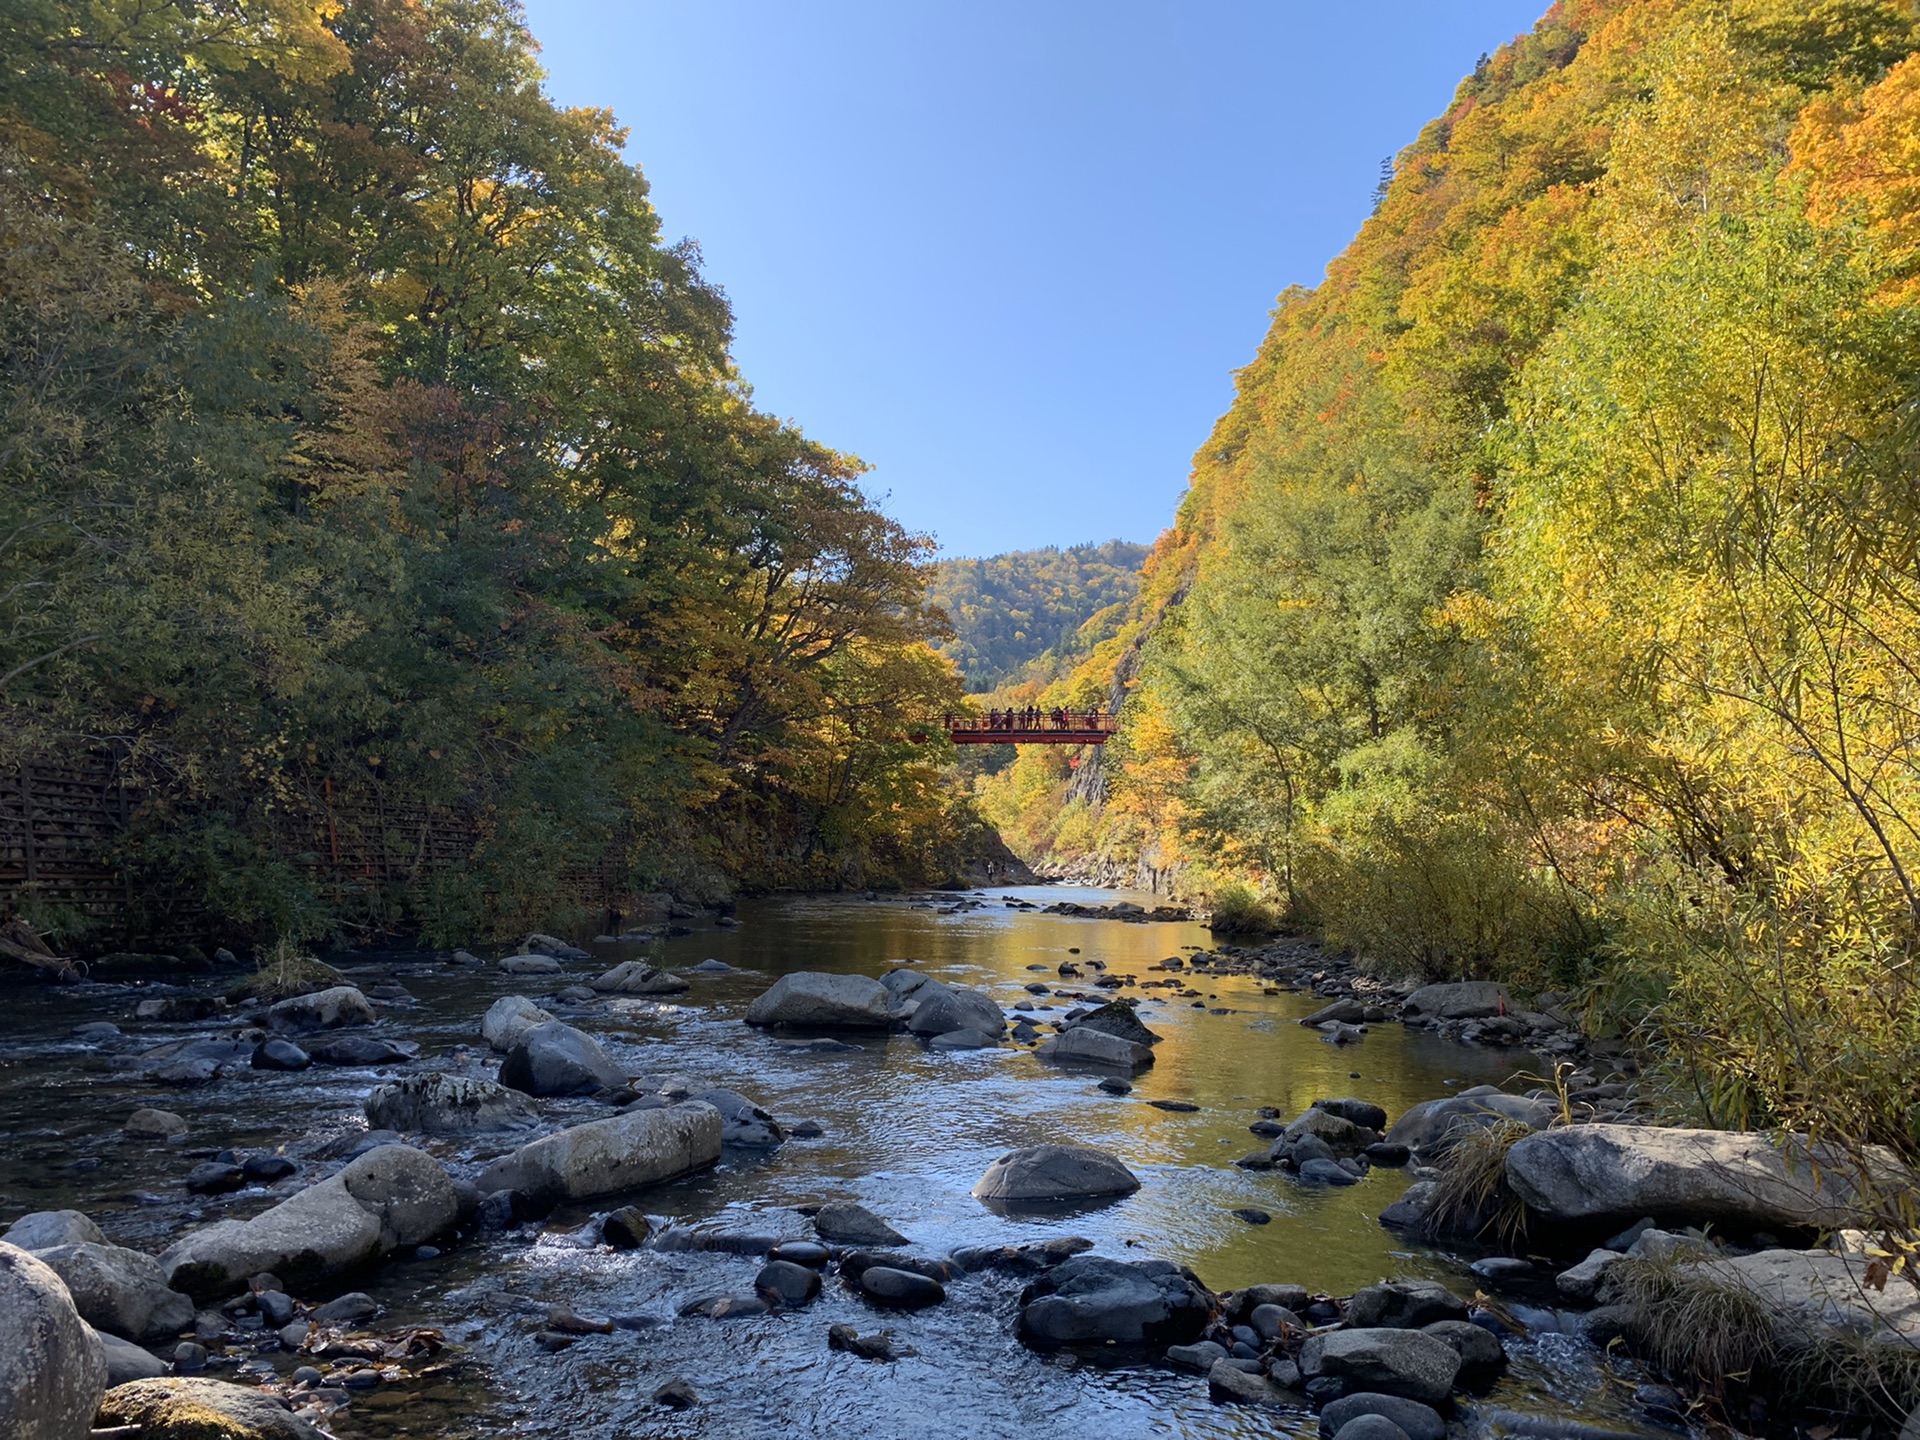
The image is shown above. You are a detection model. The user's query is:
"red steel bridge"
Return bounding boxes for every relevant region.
[942,709,1118,746]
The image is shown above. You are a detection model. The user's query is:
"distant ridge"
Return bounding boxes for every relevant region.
[929,541,1149,692]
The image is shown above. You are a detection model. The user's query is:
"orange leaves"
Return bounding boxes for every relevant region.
[1792,53,1920,299]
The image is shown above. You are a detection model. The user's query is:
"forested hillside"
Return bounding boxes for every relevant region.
[0,0,984,946]
[985,0,1920,1146]
[928,542,1147,691]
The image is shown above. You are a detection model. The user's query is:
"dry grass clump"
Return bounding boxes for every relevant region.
[1422,1118,1535,1246]
[226,937,341,1002]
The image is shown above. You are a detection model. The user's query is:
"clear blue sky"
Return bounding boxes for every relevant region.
[521,1,1548,558]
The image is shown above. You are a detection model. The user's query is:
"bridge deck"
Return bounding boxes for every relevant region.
[943,712,1116,746]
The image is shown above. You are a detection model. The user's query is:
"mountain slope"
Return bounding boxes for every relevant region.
[928,541,1148,691]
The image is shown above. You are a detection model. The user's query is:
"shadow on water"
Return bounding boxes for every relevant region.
[0,886,1665,1440]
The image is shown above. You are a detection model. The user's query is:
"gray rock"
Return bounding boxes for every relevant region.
[1249,1303,1302,1340]
[310,1291,376,1324]
[475,1102,722,1207]
[929,1028,999,1049]
[1303,998,1367,1026]
[1235,1283,1310,1315]
[310,1035,413,1067]
[1331,1417,1413,1440]
[251,1038,312,1070]
[498,953,562,975]
[1504,1124,1888,1231]
[691,1088,783,1146]
[31,1243,194,1342]
[879,968,933,999]
[4,1211,105,1252]
[744,971,893,1030]
[857,1266,945,1307]
[1018,1255,1213,1346]
[481,995,555,1052]
[97,1376,326,1439]
[124,1109,188,1140]
[591,960,690,996]
[0,1243,107,1440]
[365,1071,540,1135]
[972,1143,1141,1204]
[1299,1328,1461,1404]
[814,1202,908,1246]
[92,1329,166,1386]
[1674,1247,1920,1347]
[185,1162,245,1193]
[1167,1339,1228,1371]
[1287,1107,1376,1157]
[1402,981,1509,1021]
[1298,1158,1360,1185]
[1207,1357,1297,1406]
[258,1289,295,1326]
[1421,1319,1506,1386]
[906,983,1006,1037]
[1320,1392,1447,1440]
[1385,1091,1554,1157]
[754,1260,821,1307]
[1627,1228,1714,1262]
[160,1145,457,1300]
[1555,1248,1623,1301]
[602,1208,652,1249]
[499,1021,625,1096]
[266,985,375,1033]
[1034,1027,1156,1071]
[1378,1180,1439,1230]
[1067,1001,1162,1046]
[1315,1098,1389,1131]
[1344,1279,1467,1330]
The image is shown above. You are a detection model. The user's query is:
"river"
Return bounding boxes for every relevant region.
[0,886,1662,1439]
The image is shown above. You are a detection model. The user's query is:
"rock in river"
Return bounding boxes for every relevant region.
[160,1144,457,1300]
[0,1243,107,1440]
[1018,1255,1212,1346]
[755,1260,821,1307]
[814,1202,907,1247]
[123,1108,188,1140]
[97,1376,326,1439]
[689,1088,783,1146]
[266,985,375,1033]
[1067,1000,1162,1047]
[1298,1329,1461,1405]
[310,1036,413,1067]
[856,1265,945,1308]
[1344,1279,1467,1330]
[482,995,555,1052]
[475,1102,722,1207]
[1504,1123,1890,1232]
[251,1039,311,1071]
[29,1242,194,1342]
[743,971,892,1030]
[1401,981,1510,1021]
[499,1021,626,1096]
[4,1211,106,1251]
[973,1144,1141,1204]
[591,960,691,996]
[1385,1089,1553,1158]
[1034,1027,1155,1072]
[365,1071,539,1135]
[905,982,1006,1038]
[1319,1393,1448,1440]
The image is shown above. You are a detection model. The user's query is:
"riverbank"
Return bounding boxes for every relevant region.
[0,888,1910,1438]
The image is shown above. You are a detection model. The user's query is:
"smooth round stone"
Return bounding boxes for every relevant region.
[251,1039,311,1071]
[856,1266,945,1308]
[769,1241,830,1268]
[754,1260,822,1307]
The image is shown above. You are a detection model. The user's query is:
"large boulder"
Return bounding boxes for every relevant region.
[1066,1001,1162,1047]
[1344,1279,1468,1330]
[3,1211,105,1252]
[30,1242,194,1342]
[1401,981,1509,1021]
[813,1202,907,1247]
[498,1021,626,1096]
[1034,1027,1155,1072]
[1017,1255,1212,1346]
[365,1072,539,1135]
[1385,1089,1553,1157]
[973,1144,1141,1204]
[1314,1098,1389,1131]
[1285,1107,1377,1158]
[266,985,374,1033]
[744,972,892,1030]
[905,983,1006,1038]
[591,961,690,996]
[1504,1125,1887,1232]
[160,1144,456,1299]
[474,1102,722,1207]
[1667,1248,1920,1348]
[0,1243,108,1440]
[93,1329,167,1386]
[96,1376,326,1439]
[482,995,554,1052]
[1299,1328,1462,1404]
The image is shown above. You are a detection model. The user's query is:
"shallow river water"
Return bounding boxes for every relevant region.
[0,887,1667,1440]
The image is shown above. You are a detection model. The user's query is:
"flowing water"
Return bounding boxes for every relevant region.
[0,887,1667,1439]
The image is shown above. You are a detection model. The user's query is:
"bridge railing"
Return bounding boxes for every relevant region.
[941,710,1117,739]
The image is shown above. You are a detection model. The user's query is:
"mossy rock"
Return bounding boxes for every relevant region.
[97,1378,325,1439]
